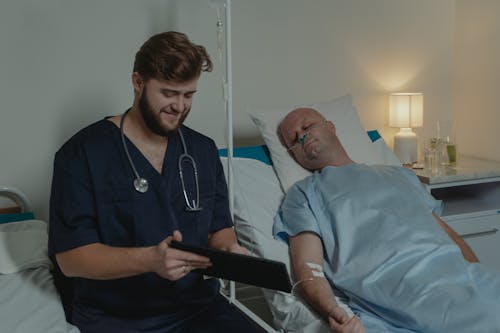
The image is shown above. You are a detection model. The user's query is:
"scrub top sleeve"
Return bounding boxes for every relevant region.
[273,181,321,243]
[49,145,100,256]
[210,145,233,233]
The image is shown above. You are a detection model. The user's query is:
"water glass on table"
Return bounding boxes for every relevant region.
[424,140,440,173]
[436,120,457,165]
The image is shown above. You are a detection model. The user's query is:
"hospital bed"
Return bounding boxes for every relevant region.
[0,186,80,333]
[0,94,395,333]
[220,94,402,332]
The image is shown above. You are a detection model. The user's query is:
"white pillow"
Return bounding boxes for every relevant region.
[372,137,402,166]
[249,94,393,192]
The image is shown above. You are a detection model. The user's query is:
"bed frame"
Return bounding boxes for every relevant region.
[0,185,32,213]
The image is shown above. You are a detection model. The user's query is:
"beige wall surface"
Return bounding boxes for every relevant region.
[3,0,496,221]
[454,0,500,161]
[242,0,455,146]
[176,0,455,148]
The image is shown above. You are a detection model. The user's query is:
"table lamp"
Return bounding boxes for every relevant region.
[389,93,423,164]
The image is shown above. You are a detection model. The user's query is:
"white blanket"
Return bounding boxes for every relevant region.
[0,219,80,333]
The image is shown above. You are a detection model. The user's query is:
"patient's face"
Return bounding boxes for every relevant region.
[280,108,334,170]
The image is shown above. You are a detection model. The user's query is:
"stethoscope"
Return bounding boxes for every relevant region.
[120,110,202,212]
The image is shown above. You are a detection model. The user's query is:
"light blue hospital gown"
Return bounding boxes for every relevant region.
[274,164,500,333]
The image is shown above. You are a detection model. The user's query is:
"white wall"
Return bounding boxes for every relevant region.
[0,0,458,220]
[0,0,176,219]
[239,0,455,147]
[454,0,500,161]
[178,0,456,147]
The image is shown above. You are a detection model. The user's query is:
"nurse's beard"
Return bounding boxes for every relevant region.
[138,89,189,137]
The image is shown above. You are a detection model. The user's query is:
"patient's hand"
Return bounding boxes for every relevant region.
[328,306,365,333]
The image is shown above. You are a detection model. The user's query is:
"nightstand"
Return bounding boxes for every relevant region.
[413,155,500,270]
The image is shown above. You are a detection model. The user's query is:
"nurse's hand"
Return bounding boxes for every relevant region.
[153,230,212,281]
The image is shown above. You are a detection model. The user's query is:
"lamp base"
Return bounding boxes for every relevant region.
[394,128,417,164]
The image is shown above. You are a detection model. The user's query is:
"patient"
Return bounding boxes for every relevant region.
[273,107,500,333]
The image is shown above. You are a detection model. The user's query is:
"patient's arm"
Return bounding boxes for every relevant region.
[290,232,365,333]
[433,213,479,263]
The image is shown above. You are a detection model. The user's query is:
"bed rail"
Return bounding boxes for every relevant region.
[0,185,33,213]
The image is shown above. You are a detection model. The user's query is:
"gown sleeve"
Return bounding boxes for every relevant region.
[273,178,322,243]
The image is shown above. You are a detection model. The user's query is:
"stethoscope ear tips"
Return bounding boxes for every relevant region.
[134,177,149,193]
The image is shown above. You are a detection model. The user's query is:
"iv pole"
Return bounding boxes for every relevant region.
[222,0,236,306]
[214,0,233,227]
[225,0,234,234]
[218,2,277,332]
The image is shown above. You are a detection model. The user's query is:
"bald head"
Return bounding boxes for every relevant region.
[278,107,353,170]
[278,108,324,146]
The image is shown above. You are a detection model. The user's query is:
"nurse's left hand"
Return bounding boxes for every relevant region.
[153,230,212,281]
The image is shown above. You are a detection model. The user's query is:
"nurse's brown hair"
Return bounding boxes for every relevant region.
[133,31,212,82]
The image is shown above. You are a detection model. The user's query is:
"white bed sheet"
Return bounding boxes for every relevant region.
[0,220,80,333]
[0,267,80,333]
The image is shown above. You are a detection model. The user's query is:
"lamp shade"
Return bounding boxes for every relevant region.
[389,93,423,128]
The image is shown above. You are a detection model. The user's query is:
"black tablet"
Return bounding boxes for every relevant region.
[170,240,292,293]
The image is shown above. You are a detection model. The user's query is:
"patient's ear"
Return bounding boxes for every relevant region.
[276,123,288,149]
[276,123,297,161]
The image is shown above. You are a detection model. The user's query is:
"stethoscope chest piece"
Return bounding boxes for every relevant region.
[120,110,202,211]
[134,177,149,193]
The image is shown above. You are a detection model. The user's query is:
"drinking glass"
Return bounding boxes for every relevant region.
[424,140,440,174]
[437,121,457,165]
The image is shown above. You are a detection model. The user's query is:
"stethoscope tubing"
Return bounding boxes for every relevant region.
[178,126,202,212]
[119,109,202,211]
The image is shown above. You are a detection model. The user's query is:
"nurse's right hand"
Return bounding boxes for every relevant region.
[152,230,212,281]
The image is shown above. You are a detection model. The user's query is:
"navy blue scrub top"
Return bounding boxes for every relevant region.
[48,118,233,317]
